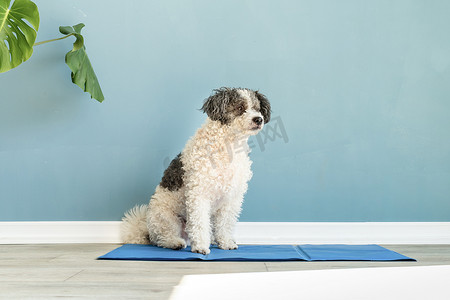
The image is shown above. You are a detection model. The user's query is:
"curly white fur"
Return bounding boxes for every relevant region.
[121,88,270,255]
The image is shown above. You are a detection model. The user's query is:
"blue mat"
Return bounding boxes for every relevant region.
[98,244,415,261]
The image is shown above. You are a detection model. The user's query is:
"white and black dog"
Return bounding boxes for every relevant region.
[121,87,271,254]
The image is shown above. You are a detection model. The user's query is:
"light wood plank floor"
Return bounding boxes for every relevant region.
[0,244,449,299]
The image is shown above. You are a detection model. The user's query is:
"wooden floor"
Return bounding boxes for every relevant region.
[0,244,449,299]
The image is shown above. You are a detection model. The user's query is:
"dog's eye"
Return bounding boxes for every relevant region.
[238,105,245,112]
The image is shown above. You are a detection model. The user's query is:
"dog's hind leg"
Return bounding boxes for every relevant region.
[146,187,187,250]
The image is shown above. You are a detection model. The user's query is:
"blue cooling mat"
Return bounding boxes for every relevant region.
[98,244,415,262]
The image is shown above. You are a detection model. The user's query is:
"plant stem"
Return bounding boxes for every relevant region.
[33,33,75,46]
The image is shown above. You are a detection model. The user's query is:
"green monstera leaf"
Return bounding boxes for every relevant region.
[59,23,104,102]
[0,0,39,73]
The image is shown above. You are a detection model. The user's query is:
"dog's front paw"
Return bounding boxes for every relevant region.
[217,240,238,250]
[191,245,210,255]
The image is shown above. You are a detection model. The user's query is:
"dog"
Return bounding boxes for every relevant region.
[121,87,271,254]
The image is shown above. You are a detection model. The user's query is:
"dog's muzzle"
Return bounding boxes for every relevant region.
[252,117,263,125]
[250,117,263,131]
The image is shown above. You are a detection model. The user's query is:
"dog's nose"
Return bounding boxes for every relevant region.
[253,117,263,125]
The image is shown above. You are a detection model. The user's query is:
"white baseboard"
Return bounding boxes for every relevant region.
[0,221,449,244]
[0,222,121,244]
[234,222,450,244]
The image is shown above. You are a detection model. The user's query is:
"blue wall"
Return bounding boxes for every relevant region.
[1,0,449,221]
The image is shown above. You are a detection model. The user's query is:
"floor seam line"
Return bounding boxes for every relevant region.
[63,269,84,282]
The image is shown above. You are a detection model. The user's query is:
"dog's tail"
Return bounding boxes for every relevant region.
[120,204,150,244]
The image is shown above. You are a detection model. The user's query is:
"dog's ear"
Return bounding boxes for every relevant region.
[201,87,233,124]
[255,91,271,124]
